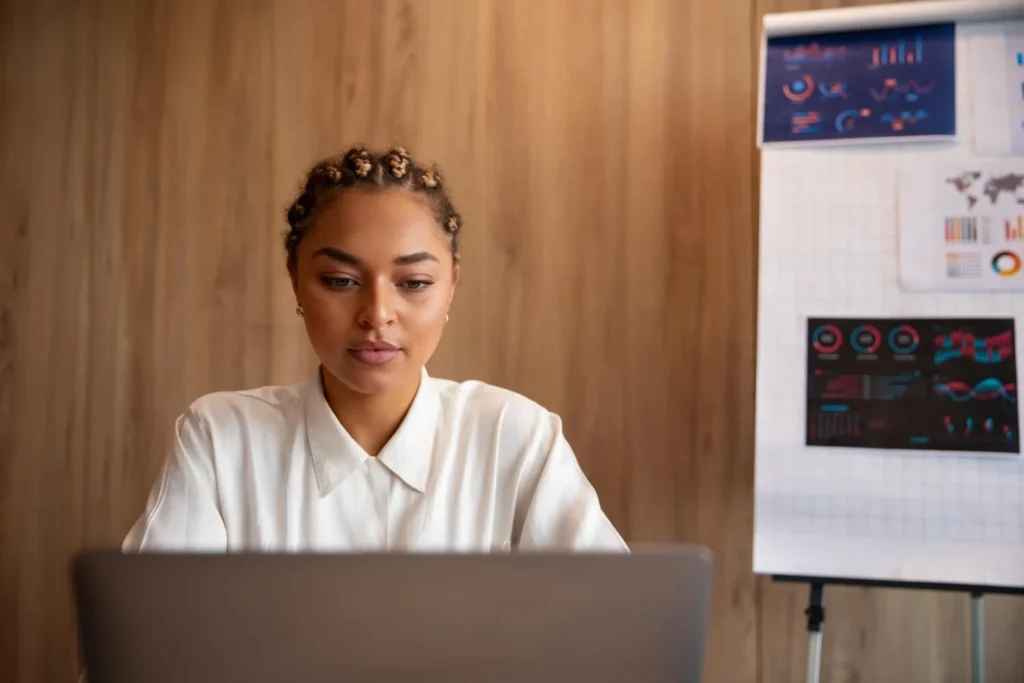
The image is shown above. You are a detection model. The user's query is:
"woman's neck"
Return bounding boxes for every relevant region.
[320,369,421,457]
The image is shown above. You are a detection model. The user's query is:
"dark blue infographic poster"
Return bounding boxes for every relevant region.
[762,23,956,145]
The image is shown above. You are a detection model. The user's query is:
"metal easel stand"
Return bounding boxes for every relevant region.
[802,583,986,683]
[971,592,985,683]
[805,582,825,683]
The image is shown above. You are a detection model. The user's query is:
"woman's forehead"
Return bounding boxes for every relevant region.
[321,186,435,227]
[304,188,448,254]
[311,189,436,235]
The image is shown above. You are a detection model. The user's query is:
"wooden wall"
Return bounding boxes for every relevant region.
[1,0,1022,681]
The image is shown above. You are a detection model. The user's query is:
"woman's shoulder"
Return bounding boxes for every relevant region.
[180,379,311,432]
[429,375,561,437]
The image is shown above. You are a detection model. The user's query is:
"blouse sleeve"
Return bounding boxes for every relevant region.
[513,413,629,552]
[122,409,227,552]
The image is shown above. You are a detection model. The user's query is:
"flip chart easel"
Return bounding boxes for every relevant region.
[772,575,1024,683]
[754,1,1024,681]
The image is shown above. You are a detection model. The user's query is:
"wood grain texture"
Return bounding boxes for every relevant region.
[0,1,1021,682]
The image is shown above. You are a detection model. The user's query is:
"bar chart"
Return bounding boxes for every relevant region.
[872,34,924,66]
[944,216,980,244]
[1006,216,1024,241]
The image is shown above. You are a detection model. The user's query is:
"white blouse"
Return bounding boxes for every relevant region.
[123,369,628,553]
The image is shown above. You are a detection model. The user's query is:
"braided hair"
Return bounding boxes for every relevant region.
[284,145,462,272]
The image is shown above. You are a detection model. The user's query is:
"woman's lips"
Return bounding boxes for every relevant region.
[348,341,401,366]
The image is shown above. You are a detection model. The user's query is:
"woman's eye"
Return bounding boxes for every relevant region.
[321,276,357,289]
[401,280,433,291]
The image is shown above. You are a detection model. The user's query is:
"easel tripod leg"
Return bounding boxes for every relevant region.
[805,582,825,683]
[971,592,984,683]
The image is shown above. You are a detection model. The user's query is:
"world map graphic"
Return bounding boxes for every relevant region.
[945,171,1024,209]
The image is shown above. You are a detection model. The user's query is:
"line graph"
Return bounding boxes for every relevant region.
[881,110,928,131]
[870,79,934,103]
[934,379,1017,403]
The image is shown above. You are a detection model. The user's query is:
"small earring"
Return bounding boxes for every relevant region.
[296,304,304,317]
[445,313,449,323]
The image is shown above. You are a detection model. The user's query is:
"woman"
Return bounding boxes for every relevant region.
[123,145,627,553]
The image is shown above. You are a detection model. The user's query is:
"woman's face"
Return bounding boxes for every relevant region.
[292,186,458,397]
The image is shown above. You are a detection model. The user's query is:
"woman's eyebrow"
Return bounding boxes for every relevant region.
[312,248,438,267]
[313,247,362,266]
[393,252,438,265]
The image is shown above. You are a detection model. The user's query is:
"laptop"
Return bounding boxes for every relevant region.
[72,546,712,683]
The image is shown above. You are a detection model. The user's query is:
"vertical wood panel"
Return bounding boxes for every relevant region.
[1,1,1023,682]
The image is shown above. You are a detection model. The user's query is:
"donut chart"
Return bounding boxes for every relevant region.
[888,324,920,354]
[851,324,882,354]
[812,324,842,353]
[991,251,1022,277]
[783,75,814,102]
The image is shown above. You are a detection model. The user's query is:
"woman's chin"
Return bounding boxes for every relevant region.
[326,356,415,397]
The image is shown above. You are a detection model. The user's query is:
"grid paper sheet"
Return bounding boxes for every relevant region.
[754,20,1024,588]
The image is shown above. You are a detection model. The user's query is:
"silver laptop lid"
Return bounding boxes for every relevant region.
[73,547,712,683]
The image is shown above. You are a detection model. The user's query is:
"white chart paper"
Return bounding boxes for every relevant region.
[755,19,1024,588]
[898,158,1024,292]
[1007,29,1024,155]
[971,21,1024,156]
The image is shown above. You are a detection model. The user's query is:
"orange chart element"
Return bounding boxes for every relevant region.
[782,75,814,102]
[992,251,1022,277]
[1006,216,1024,241]
[791,111,822,134]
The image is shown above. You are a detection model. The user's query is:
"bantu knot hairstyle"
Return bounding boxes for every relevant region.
[284,145,462,272]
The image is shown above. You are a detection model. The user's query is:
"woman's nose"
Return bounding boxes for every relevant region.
[357,280,397,329]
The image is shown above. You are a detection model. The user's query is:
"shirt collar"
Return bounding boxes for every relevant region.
[305,367,441,496]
